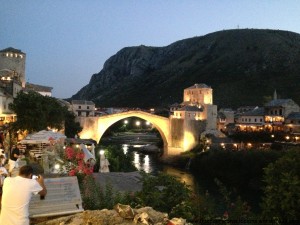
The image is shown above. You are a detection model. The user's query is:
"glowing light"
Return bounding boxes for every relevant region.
[100,150,105,155]
[145,121,150,126]
[122,144,128,154]
[136,121,141,126]
[124,120,128,124]
[183,131,195,151]
[54,164,60,170]
[247,143,252,147]
[286,136,290,140]
[134,152,140,170]
[143,155,150,173]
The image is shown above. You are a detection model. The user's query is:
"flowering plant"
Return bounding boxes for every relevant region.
[64,146,94,176]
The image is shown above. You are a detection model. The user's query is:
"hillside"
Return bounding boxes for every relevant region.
[71,29,300,109]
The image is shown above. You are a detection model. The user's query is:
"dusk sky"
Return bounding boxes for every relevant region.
[1,1,300,99]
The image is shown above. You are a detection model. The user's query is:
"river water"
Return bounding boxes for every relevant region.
[100,132,197,190]
[99,132,261,212]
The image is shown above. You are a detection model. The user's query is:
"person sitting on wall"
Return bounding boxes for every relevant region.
[0,165,47,225]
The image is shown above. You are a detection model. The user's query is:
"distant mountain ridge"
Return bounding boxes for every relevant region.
[71,29,300,109]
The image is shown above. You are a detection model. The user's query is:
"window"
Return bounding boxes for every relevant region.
[255,118,257,122]
[260,119,263,122]
[78,106,81,109]
[279,109,282,115]
[87,106,90,109]
[78,112,81,116]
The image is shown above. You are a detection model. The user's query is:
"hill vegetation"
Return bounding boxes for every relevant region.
[71,29,300,109]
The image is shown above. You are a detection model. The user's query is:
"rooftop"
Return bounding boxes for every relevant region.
[71,100,95,105]
[177,105,203,112]
[265,99,296,107]
[185,83,210,89]
[0,47,25,54]
[25,83,53,92]
[241,107,265,116]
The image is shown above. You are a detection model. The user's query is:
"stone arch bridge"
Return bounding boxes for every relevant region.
[77,110,204,156]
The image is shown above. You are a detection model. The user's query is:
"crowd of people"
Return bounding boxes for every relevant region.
[0,141,47,225]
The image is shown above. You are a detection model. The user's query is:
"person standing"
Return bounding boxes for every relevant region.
[0,165,47,225]
[0,155,8,209]
[8,143,21,174]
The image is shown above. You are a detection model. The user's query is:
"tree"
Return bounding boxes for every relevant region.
[261,149,300,220]
[64,111,82,138]
[9,91,81,136]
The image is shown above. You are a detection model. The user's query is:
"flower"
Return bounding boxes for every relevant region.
[69,169,76,176]
[65,147,75,159]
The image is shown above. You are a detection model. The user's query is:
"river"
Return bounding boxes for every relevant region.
[99,132,261,212]
[99,132,197,190]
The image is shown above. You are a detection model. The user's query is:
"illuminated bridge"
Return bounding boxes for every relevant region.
[77,110,204,156]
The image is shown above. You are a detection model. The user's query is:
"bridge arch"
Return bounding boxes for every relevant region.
[78,111,170,152]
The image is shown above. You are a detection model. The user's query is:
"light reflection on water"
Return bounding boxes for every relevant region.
[122,144,196,190]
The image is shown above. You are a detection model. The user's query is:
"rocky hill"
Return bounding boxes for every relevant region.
[71,29,300,109]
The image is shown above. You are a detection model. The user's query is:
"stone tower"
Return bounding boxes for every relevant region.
[0,47,26,87]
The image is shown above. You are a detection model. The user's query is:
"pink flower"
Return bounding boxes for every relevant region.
[65,147,75,159]
[69,169,76,176]
[76,152,84,160]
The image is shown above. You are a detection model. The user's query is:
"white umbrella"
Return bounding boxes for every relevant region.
[80,144,96,163]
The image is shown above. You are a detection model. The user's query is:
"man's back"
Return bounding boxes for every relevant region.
[0,176,42,225]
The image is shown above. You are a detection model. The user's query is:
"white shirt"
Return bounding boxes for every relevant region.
[0,176,43,225]
[0,166,8,186]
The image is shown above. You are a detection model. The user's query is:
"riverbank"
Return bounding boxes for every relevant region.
[93,171,142,192]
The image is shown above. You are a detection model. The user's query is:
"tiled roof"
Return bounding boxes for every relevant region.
[286,112,300,120]
[265,99,295,107]
[241,107,265,116]
[177,105,203,112]
[0,47,24,54]
[71,100,95,105]
[185,83,210,89]
[218,112,226,119]
[25,83,53,92]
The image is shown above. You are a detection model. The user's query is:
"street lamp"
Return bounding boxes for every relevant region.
[124,120,128,125]
[136,121,141,126]
[285,136,290,141]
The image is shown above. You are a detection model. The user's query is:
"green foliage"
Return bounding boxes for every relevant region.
[64,111,82,138]
[79,174,127,210]
[190,149,282,192]
[9,91,66,132]
[261,149,300,220]
[215,179,254,221]
[9,91,82,136]
[100,145,137,172]
[134,172,191,213]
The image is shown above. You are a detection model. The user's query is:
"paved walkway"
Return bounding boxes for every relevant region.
[93,171,143,192]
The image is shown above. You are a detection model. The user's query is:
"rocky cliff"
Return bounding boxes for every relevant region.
[71,29,300,109]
